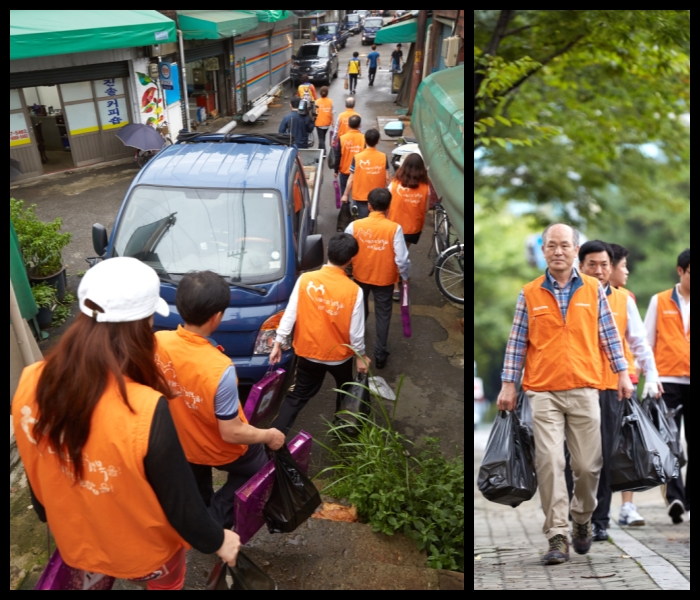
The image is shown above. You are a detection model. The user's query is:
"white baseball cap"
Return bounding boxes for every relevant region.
[78,258,169,323]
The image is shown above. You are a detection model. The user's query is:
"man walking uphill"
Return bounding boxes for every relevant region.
[279,97,315,149]
[497,224,634,566]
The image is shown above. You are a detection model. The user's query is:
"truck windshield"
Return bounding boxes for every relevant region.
[364,18,383,28]
[347,15,359,23]
[112,186,285,285]
[298,45,329,59]
[317,25,337,35]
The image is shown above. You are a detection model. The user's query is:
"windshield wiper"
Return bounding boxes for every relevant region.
[223,278,268,296]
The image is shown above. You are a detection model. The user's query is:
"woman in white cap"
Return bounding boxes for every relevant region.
[12,258,240,590]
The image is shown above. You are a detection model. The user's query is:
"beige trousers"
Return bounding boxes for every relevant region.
[526,388,602,540]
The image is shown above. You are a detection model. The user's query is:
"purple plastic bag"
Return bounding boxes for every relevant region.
[234,431,313,545]
[35,550,115,590]
[401,281,412,338]
[244,368,286,427]
[334,180,342,209]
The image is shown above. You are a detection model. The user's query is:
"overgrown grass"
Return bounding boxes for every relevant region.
[315,374,465,573]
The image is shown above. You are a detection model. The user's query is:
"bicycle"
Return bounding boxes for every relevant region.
[433,241,464,305]
[432,202,454,256]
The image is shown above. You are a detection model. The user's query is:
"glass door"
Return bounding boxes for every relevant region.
[10,89,44,180]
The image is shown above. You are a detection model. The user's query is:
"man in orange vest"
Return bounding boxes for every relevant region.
[269,233,371,434]
[566,241,660,541]
[341,128,391,219]
[497,223,634,566]
[155,271,286,529]
[644,248,690,524]
[334,115,365,196]
[332,96,360,145]
[345,188,411,370]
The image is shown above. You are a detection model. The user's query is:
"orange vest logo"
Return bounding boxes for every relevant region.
[155,354,203,411]
[356,227,391,252]
[306,279,347,317]
[358,158,383,175]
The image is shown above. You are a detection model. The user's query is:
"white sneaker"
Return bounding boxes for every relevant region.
[618,502,646,527]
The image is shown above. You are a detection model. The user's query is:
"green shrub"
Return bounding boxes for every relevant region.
[31,282,57,309]
[52,292,76,327]
[317,377,465,573]
[10,198,72,277]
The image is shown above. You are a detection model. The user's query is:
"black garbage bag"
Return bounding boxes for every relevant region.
[477,394,537,508]
[610,397,680,492]
[206,552,278,590]
[646,397,687,468]
[263,445,322,534]
[336,202,353,232]
[336,373,372,434]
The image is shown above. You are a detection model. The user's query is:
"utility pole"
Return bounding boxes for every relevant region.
[408,10,429,115]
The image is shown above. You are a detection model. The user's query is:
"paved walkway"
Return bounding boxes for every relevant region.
[474,428,690,590]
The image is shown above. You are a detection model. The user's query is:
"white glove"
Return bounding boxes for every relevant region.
[643,381,661,399]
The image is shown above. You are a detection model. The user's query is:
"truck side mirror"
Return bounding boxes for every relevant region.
[92,223,109,256]
[300,234,324,271]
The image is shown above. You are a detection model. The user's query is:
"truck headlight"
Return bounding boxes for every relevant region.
[254,311,292,355]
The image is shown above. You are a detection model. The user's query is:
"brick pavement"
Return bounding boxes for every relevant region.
[474,429,690,590]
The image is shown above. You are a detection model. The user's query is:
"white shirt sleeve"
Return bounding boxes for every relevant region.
[275,278,302,343]
[644,294,659,350]
[349,288,366,356]
[626,295,658,382]
[344,222,355,236]
[393,225,411,281]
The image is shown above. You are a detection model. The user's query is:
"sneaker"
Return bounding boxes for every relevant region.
[619,502,646,527]
[592,524,609,542]
[571,520,593,555]
[668,499,685,524]
[543,535,570,565]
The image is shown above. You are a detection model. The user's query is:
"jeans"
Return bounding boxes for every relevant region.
[368,67,377,85]
[357,281,394,361]
[271,357,355,435]
[353,200,370,218]
[316,127,329,152]
[349,74,359,93]
[189,443,269,530]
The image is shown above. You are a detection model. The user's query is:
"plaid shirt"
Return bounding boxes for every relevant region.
[502,269,628,383]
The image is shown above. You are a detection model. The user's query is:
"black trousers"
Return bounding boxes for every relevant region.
[663,383,690,511]
[271,357,355,435]
[358,281,394,362]
[316,126,329,151]
[368,67,378,85]
[565,389,625,529]
[189,443,268,530]
[348,74,359,92]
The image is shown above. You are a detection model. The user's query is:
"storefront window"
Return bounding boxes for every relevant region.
[10,89,22,111]
[9,112,31,147]
[64,102,99,136]
[60,81,93,103]
[94,78,126,99]
[97,97,129,130]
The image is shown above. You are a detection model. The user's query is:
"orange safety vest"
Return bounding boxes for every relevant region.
[351,212,400,287]
[521,273,604,392]
[387,179,430,235]
[155,327,250,467]
[315,97,333,127]
[336,109,359,139]
[293,266,360,362]
[653,288,691,378]
[12,363,186,579]
[352,148,388,201]
[339,130,365,175]
[600,286,629,390]
[298,83,317,101]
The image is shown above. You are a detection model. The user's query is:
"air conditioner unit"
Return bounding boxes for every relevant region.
[205,57,220,71]
[441,35,461,68]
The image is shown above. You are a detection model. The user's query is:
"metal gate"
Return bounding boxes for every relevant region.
[10,89,43,180]
[270,26,293,88]
[235,31,272,108]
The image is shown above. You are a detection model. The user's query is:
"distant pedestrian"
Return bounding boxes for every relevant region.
[347,52,362,94]
[269,234,370,434]
[644,248,690,524]
[335,115,365,196]
[279,97,315,149]
[387,153,430,301]
[497,224,633,566]
[333,97,360,145]
[345,188,411,370]
[314,86,334,152]
[341,128,391,218]
[391,44,404,72]
[297,74,318,102]
[367,45,381,86]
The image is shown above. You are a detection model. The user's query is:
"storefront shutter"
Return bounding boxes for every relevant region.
[10,62,129,89]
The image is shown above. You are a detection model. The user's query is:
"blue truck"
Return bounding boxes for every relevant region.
[361,16,385,45]
[314,21,349,49]
[91,134,325,388]
[344,13,362,35]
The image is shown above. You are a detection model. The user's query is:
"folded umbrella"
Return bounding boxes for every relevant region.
[115,123,166,151]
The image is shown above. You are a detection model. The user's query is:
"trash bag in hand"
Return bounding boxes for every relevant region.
[206,552,278,591]
[610,397,680,492]
[263,445,322,534]
[336,202,353,232]
[477,393,537,508]
[645,397,687,469]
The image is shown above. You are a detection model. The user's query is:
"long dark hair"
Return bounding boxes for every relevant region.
[395,153,429,188]
[34,304,173,482]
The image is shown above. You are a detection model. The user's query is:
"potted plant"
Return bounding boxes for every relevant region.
[10,198,72,301]
[31,282,58,329]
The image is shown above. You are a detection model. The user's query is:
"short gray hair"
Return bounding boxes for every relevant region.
[346,97,356,108]
[542,223,580,247]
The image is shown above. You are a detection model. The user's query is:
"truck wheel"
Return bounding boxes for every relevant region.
[333,67,339,79]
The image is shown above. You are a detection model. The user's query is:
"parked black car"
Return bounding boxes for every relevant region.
[291,42,340,86]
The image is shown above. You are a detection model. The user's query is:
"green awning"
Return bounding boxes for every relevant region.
[375,17,432,45]
[10,10,176,61]
[178,10,259,40]
[411,66,464,241]
[10,220,38,322]
[240,11,291,23]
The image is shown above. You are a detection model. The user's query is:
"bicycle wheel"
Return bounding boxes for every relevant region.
[434,209,450,255]
[435,245,464,305]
